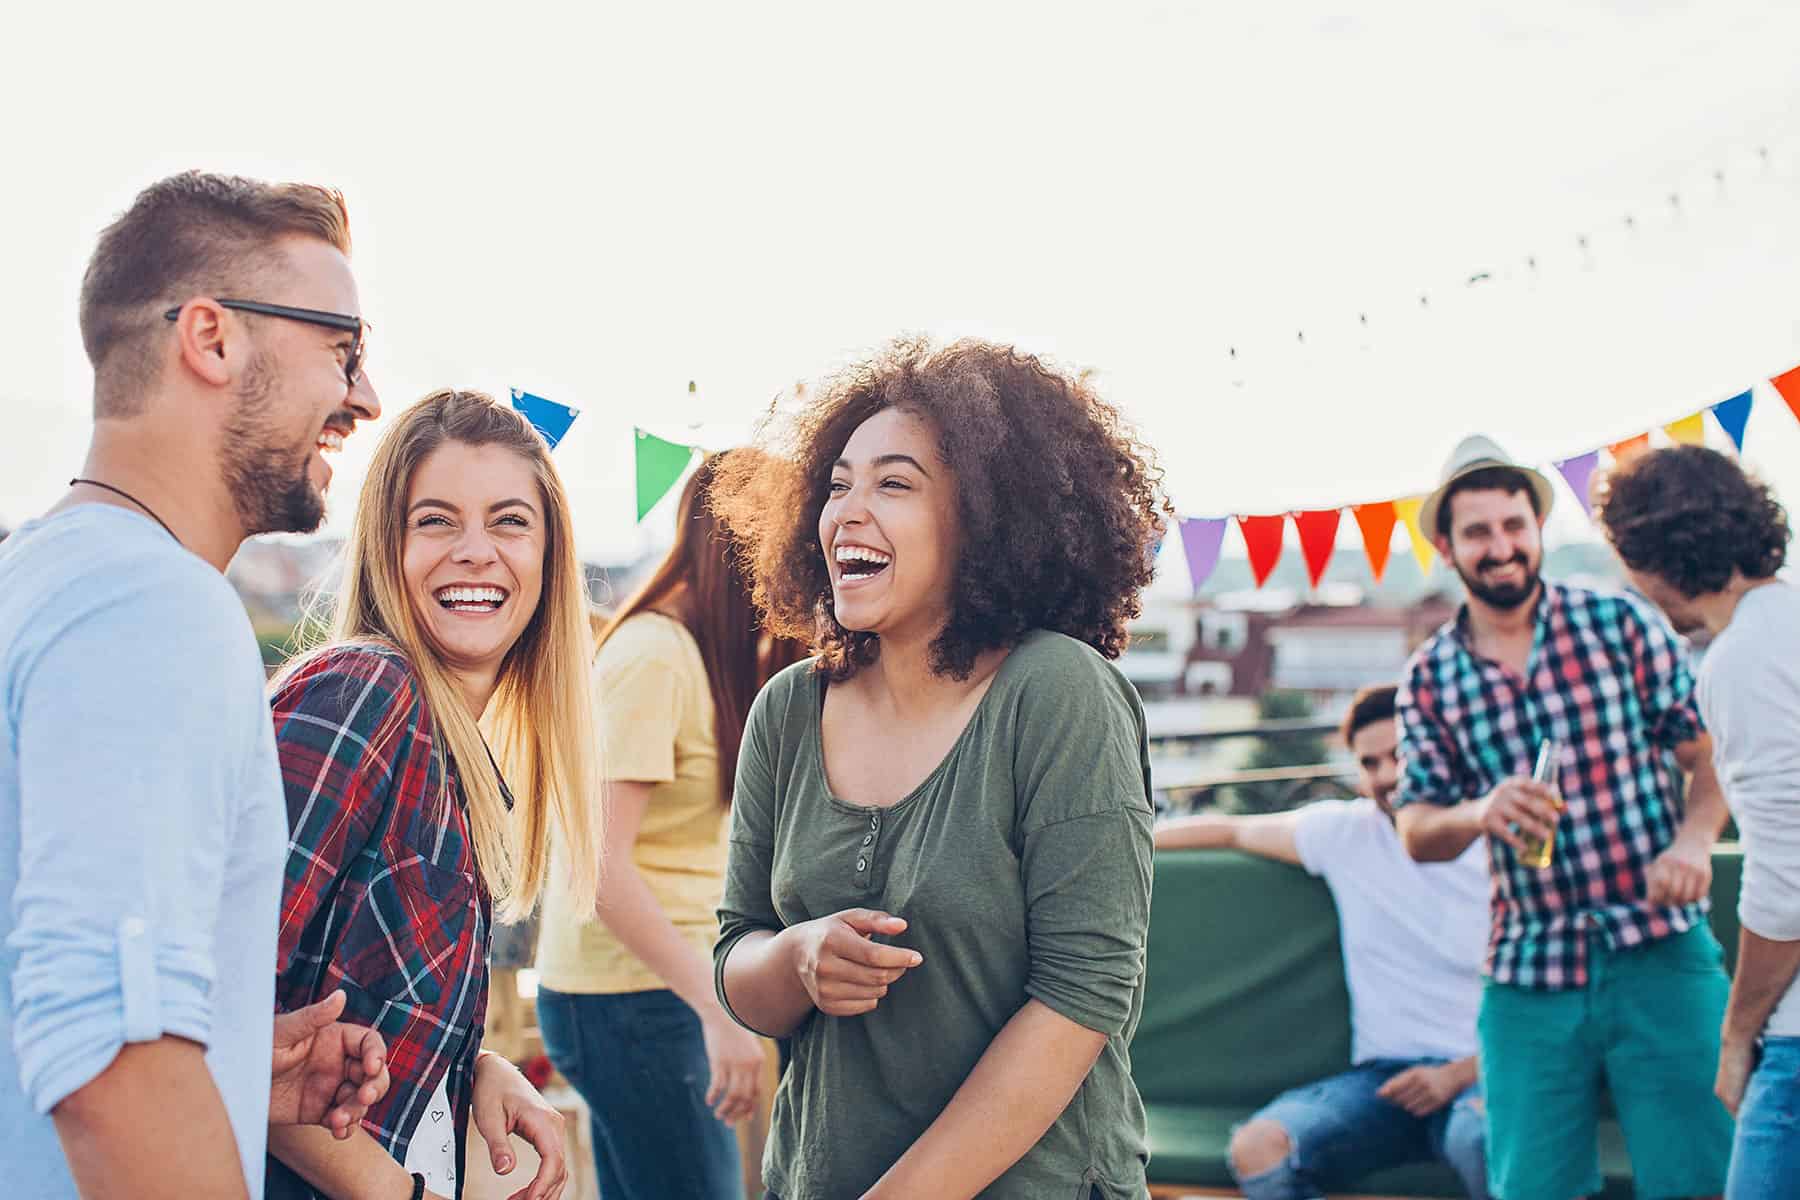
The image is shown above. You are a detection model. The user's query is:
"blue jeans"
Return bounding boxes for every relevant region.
[1726,1036,1800,1199]
[536,986,743,1200]
[1233,1059,1489,1200]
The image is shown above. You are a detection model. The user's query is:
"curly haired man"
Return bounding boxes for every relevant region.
[1600,444,1800,1199]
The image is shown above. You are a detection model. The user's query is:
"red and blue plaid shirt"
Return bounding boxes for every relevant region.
[268,643,493,1196]
[1395,581,1707,990]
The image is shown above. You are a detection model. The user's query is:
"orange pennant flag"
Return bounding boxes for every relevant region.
[1294,510,1342,589]
[1663,413,1706,446]
[1352,502,1397,583]
[1773,366,1800,425]
[1393,496,1436,576]
[1608,433,1651,463]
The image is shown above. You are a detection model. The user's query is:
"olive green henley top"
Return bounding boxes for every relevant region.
[715,630,1154,1199]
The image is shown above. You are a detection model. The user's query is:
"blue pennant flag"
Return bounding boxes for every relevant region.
[510,389,579,450]
[1711,389,1753,453]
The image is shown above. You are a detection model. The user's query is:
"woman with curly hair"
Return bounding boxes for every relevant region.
[266,389,599,1200]
[1599,444,1799,1198]
[708,338,1168,1200]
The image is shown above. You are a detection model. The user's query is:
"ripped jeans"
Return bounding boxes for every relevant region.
[1232,1058,1488,1200]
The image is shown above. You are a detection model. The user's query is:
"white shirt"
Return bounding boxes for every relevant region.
[403,1073,458,1193]
[1698,581,1800,1038]
[1294,798,1490,1064]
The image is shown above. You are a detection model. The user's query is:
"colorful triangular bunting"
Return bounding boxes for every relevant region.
[510,389,579,449]
[1178,517,1227,594]
[635,428,701,521]
[1608,433,1650,464]
[1663,413,1706,446]
[1712,390,1754,452]
[1237,515,1286,588]
[1772,366,1800,425]
[1393,496,1436,576]
[1294,509,1341,589]
[1351,502,1397,583]
[1555,451,1601,518]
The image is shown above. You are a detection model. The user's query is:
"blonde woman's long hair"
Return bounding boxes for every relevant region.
[285,388,600,922]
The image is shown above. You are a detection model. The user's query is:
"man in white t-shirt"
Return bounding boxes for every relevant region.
[1155,685,1491,1199]
[1600,444,1800,1199]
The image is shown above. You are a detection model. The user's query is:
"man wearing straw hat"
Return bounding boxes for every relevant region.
[1391,434,1734,1200]
[1599,445,1800,1199]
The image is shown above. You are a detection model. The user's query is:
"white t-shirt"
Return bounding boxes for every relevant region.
[403,1073,458,1193]
[1698,581,1800,1038]
[1293,798,1489,1064]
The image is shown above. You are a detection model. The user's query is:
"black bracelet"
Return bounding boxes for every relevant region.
[409,1173,426,1200]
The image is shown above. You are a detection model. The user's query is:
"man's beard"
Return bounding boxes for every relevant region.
[1457,551,1541,610]
[221,352,327,537]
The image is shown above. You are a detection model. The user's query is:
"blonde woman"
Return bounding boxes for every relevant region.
[265,390,600,1200]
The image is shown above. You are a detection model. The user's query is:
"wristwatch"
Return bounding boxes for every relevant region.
[409,1173,426,1200]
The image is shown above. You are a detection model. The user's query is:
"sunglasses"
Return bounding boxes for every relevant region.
[163,299,371,387]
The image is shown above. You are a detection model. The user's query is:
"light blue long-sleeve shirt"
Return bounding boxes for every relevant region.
[1,505,286,1197]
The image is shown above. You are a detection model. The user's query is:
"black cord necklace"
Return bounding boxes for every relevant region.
[68,478,180,543]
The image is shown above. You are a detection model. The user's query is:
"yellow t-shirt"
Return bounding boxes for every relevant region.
[536,612,728,994]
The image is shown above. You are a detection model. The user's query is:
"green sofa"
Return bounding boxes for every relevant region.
[1134,846,1745,1197]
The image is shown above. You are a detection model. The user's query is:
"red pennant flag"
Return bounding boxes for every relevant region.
[1608,433,1650,463]
[1773,365,1800,425]
[1352,502,1398,583]
[1237,515,1286,588]
[1294,509,1342,589]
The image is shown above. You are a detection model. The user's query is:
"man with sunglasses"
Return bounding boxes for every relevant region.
[0,172,385,1199]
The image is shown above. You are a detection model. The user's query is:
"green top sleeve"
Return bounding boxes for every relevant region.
[713,663,790,1026]
[1013,647,1155,1035]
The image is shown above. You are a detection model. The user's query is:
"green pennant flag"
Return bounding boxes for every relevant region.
[636,428,699,521]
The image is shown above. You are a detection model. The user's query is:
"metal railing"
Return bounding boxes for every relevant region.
[1149,716,1350,813]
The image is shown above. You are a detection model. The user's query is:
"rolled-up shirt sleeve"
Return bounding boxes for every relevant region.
[1394,663,1467,810]
[715,681,783,1028]
[9,582,245,1113]
[1020,808,1153,1035]
[1015,655,1155,1037]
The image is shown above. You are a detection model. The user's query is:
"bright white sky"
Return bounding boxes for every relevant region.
[5,2,1799,575]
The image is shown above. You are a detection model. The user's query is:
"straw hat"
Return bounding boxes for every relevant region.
[1416,434,1556,543]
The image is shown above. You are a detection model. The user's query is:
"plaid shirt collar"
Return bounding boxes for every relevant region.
[1400,580,1707,989]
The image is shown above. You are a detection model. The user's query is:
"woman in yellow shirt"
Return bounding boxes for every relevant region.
[536,454,802,1198]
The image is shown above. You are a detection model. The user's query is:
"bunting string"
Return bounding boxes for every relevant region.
[1222,137,1793,388]
[1172,364,1800,595]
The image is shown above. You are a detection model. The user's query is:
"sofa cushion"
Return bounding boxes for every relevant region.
[1134,851,1352,1108]
[1144,1102,1636,1198]
[1134,844,1746,1195]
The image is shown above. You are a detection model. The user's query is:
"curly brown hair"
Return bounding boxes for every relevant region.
[709,337,1171,680]
[1598,444,1789,598]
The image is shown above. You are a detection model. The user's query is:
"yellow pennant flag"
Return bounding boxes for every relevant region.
[1664,413,1706,446]
[1393,495,1436,576]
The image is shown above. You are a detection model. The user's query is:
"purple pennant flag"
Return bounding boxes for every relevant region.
[1179,517,1228,594]
[1555,451,1601,518]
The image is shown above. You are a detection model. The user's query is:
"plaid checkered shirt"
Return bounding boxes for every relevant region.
[268,643,493,1195]
[1394,581,1707,990]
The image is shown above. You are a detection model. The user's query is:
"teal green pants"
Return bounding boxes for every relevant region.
[1478,925,1734,1200]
